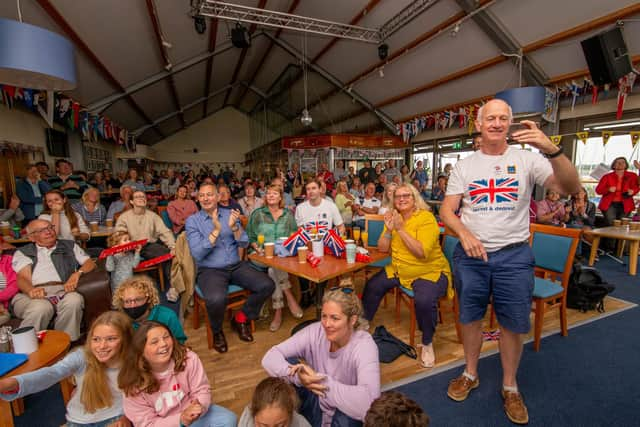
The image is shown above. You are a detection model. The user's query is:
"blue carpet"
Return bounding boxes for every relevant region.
[11,257,640,426]
[393,256,640,426]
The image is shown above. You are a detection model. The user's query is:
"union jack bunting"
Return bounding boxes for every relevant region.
[323,229,346,257]
[468,178,519,205]
[283,228,311,255]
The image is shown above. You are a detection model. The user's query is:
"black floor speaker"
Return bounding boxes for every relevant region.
[581,27,633,86]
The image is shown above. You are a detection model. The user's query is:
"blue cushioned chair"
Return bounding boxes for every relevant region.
[160,209,173,232]
[442,233,463,343]
[364,214,393,307]
[529,223,581,351]
[192,283,255,350]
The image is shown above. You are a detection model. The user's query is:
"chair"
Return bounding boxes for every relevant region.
[134,261,166,291]
[192,283,255,349]
[394,228,455,348]
[529,223,581,351]
[363,214,393,306]
[160,209,173,231]
[442,233,463,343]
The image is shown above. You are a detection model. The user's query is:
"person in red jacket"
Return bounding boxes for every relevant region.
[595,157,639,225]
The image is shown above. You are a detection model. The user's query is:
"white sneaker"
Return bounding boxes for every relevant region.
[166,287,179,303]
[420,343,435,368]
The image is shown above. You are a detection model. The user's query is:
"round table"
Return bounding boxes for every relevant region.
[0,330,71,427]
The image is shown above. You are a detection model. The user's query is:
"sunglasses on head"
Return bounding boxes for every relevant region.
[328,286,354,294]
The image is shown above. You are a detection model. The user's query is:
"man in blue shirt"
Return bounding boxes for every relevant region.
[185,183,274,353]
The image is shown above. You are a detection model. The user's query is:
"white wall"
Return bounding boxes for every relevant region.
[0,103,119,173]
[152,107,251,163]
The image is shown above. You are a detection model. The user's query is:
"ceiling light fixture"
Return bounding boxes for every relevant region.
[451,22,460,37]
[231,22,251,48]
[194,15,206,34]
[378,43,389,60]
[378,67,384,78]
[300,33,312,127]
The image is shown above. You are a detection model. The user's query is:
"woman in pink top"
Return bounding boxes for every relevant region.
[119,321,236,427]
[0,237,18,325]
[167,185,198,234]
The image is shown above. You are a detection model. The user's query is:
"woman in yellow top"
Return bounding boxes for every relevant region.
[361,183,450,368]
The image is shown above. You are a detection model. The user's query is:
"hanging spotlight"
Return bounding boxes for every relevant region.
[378,67,385,78]
[451,22,461,37]
[378,43,389,61]
[194,15,206,34]
[231,23,251,48]
[301,109,313,126]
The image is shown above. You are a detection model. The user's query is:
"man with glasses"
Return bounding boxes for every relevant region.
[441,99,580,424]
[11,219,96,341]
[185,184,274,353]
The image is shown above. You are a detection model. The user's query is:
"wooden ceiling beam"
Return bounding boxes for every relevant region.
[222,0,268,107]
[234,0,301,109]
[35,0,165,138]
[145,0,185,129]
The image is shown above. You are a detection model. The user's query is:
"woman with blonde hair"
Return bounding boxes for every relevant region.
[262,287,381,426]
[362,183,449,369]
[334,180,355,227]
[378,182,398,215]
[112,275,186,343]
[0,311,133,427]
[74,187,107,226]
[119,321,236,427]
[39,189,90,241]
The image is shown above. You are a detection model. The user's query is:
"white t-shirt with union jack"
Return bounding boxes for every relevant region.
[295,198,344,234]
[447,146,553,251]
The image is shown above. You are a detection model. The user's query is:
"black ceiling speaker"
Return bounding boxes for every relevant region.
[581,26,633,86]
[231,23,251,49]
[194,15,206,35]
[378,43,389,61]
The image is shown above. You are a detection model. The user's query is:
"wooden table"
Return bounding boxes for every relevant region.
[584,226,640,275]
[0,330,71,427]
[249,249,389,317]
[3,226,114,246]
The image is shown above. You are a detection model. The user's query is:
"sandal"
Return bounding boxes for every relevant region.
[269,316,282,332]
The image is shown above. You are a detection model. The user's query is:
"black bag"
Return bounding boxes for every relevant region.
[567,264,615,313]
[372,325,417,363]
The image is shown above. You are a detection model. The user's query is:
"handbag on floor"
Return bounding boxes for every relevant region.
[372,325,417,363]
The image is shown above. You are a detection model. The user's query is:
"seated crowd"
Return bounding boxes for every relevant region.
[0,107,618,426]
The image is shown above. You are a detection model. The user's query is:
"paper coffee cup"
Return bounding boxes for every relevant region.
[106,219,114,227]
[0,222,10,237]
[312,240,324,257]
[264,242,275,258]
[90,222,99,232]
[297,246,308,263]
[11,326,39,354]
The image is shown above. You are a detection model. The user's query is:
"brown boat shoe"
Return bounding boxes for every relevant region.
[447,373,479,402]
[502,390,529,424]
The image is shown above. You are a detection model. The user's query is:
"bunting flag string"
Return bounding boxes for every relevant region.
[0,83,133,149]
[576,131,589,145]
[631,131,640,148]
[550,135,562,145]
[601,131,613,146]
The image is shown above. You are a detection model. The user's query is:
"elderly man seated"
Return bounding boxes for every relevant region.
[11,219,96,341]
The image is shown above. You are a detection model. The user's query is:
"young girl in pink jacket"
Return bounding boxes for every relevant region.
[118,321,236,427]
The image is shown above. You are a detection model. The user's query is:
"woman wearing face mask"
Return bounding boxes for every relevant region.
[0,311,133,427]
[112,275,186,344]
[262,287,381,427]
[118,321,236,427]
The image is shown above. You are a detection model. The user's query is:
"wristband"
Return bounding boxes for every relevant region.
[231,225,239,232]
[383,232,392,239]
[543,146,563,159]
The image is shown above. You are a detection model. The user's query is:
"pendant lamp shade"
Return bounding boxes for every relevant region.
[0,18,76,91]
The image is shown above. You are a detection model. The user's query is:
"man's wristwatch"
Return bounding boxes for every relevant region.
[231,225,239,232]
[542,146,563,159]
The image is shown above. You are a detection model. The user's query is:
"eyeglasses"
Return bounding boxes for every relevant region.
[123,296,147,305]
[29,225,55,235]
[395,193,413,200]
[328,286,354,294]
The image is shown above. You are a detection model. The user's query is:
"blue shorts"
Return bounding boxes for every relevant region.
[453,242,534,334]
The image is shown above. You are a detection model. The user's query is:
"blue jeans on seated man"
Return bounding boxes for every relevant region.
[190,404,237,427]
[197,261,275,332]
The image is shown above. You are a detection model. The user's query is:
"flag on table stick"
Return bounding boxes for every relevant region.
[283,228,311,255]
[576,131,589,145]
[550,135,562,146]
[323,229,345,257]
[602,131,613,146]
[630,132,640,148]
[616,72,637,120]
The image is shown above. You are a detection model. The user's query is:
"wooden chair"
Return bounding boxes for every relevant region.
[529,223,581,351]
[134,262,166,291]
[192,283,255,349]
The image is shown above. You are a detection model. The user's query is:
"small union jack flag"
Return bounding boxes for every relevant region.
[468,178,518,205]
[323,229,346,257]
[283,228,311,255]
[303,219,329,235]
[482,329,501,341]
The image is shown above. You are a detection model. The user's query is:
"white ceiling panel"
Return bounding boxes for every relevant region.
[208,48,243,91]
[355,20,503,105]
[130,81,177,123]
[252,48,295,92]
[490,0,638,46]
[155,0,210,64]
[330,112,383,135]
[103,100,149,132]
[157,116,183,137]
[183,103,206,126]
[173,62,207,108]
[381,61,517,120]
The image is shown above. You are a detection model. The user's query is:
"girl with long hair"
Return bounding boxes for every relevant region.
[0,311,133,427]
[39,189,90,241]
[118,321,236,427]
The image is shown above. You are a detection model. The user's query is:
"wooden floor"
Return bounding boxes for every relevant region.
[182,273,631,416]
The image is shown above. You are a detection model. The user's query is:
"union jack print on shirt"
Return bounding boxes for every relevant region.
[468,178,519,205]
